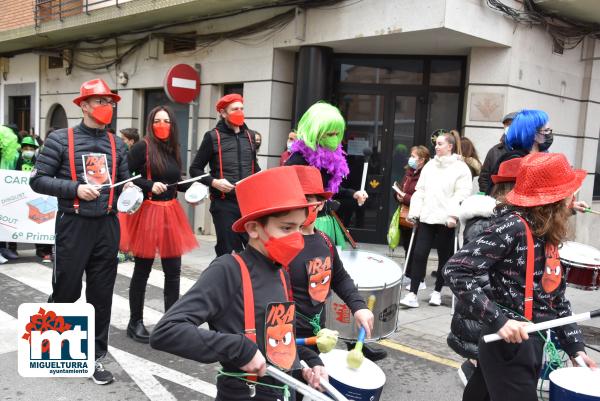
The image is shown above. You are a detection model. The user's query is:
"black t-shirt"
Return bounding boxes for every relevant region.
[287,231,366,338]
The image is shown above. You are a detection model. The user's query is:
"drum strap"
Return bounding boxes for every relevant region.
[67,127,117,214]
[144,138,153,200]
[232,253,289,383]
[317,230,334,259]
[515,215,535,321]
[214,128,256,200]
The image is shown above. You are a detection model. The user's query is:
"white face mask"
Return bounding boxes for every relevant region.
[287,141,294,151]
[22,150,35,160]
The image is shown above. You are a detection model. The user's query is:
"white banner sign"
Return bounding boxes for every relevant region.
[0,170,56,244]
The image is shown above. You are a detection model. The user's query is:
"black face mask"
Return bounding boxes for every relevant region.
[538,133,553,152]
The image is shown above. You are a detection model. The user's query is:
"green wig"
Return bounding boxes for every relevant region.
[0,125,20,170]
[296,102,346,151]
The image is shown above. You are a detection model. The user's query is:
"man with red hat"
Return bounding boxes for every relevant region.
[444,153,596,400]
[30,78,131,385]
[151,166,325,400]
[190,93,260,256]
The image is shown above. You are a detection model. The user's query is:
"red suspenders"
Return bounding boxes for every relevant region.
[214,129,256,199]
[67,127,117,214]
[231,253,289,382]
[515,215,535,321]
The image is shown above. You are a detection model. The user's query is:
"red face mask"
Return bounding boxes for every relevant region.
[260,226,305,267]
[153,122,171,141]
[227,110,245,127]
[303,205,318,227]
[90,104,113,125]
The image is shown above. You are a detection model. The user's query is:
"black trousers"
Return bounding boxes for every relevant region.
[469,329,544,401]
[409,222,455,294]
[463,365,490,401]
[129,257,181,322]
[49,212,119,360]
[209,198,248,257]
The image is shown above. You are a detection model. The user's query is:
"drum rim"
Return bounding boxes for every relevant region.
[319,349,386,389]
[561,259,600,269]
[339,250,403,284]
[117,187,143,213]
[549,367,600,396]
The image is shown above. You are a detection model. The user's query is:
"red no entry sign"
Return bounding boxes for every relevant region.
[163,64,201,104]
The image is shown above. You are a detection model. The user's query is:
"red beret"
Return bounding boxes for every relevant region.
[216,94,243,112]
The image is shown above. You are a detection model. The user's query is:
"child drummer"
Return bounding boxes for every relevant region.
[290,165,374,350]
[150,166,324,400]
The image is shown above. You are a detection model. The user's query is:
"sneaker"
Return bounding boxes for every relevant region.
[92,360,114,385]
[0,254,7,264]
[429,291,442,306]
[401,276,411,286]
[399,292,419,308]
[405,282,426,291]
[41,254,52,264]
[458,360,476,387]
[0,248,18,260]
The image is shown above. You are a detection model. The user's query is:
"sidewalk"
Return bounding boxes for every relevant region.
[179,236,600,365]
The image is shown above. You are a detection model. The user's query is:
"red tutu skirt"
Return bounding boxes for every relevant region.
[120,199,198,259]
[117,213,130,251]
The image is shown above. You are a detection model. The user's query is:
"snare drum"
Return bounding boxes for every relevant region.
[326,250,402,341]
[549,367,600,400]
[560,242,600,291]
[320,349,386,401]
[117,185,143,214]
[184,182,209,204]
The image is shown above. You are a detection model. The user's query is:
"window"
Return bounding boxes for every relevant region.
[223,83,244,96]
[163,33,196,54]
[49,56,63,69]
[430,59,462,86]
[338,59,423,85]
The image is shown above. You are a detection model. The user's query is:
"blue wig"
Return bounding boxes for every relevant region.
[505,109,549,151]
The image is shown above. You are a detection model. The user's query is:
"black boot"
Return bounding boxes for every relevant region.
[345,341,388,362]
[127,319,150,344]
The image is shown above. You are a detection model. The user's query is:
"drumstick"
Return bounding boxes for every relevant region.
[347,295,376,369]
[585,208,600,216]
[483,309,600,343]
[96,174,141,189]
[300,360,349,401]
[331,211,358,249]
[265,365,333,401]
[358,148,372,207]
[166,173,210,187]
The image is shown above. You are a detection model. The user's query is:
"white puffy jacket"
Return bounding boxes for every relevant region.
[408,154,473,225]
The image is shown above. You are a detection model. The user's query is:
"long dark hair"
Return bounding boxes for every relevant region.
[145,105,182,176]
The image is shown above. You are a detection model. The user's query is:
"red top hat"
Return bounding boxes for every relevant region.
[292,165,333,200]
[491,157,522,184]
[505,153,586,207]
[232,166,317,232]
[73,79,121,106]
[216,94,243,112]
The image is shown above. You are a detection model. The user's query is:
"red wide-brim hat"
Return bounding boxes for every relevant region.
[291,165,333,200]
[232,166,319,233]
[505,152,587,207]
[73,78,121,106]
[491,157,523,184]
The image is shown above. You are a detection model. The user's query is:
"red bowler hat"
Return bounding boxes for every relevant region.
[232,166,318,233]
[73,79,121,106]
[216,93,243,112]
[292,165,333,199]
[505,153,586,207]
[491,157,523,184]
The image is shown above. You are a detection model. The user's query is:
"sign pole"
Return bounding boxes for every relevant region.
[189,63,201,230]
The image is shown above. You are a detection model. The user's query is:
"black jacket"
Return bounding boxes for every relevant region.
[443,206,585,357]
[30,122,130,217]
[150,246,321,400]
[478,135,506,194]
[288,231,366,339]
[189,120,260,200]
[128,139,192,201]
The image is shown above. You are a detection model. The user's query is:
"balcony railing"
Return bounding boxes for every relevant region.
[34,0,123,27]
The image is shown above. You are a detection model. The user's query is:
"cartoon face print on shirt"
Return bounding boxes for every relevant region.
[542,243,562,294]
[306,256,332,304]
[265,302,296,371]
[82,154,110,185]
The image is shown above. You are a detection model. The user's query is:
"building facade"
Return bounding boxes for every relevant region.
[1,0,599,245]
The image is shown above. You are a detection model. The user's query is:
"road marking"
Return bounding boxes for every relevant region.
[0,262,164,330]
[0,309,18,354]
[118,263,197,294]
[378,338,461,369]
[109,345,217,400]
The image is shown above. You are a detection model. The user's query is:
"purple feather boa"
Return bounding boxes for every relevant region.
[290,140,349,194]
